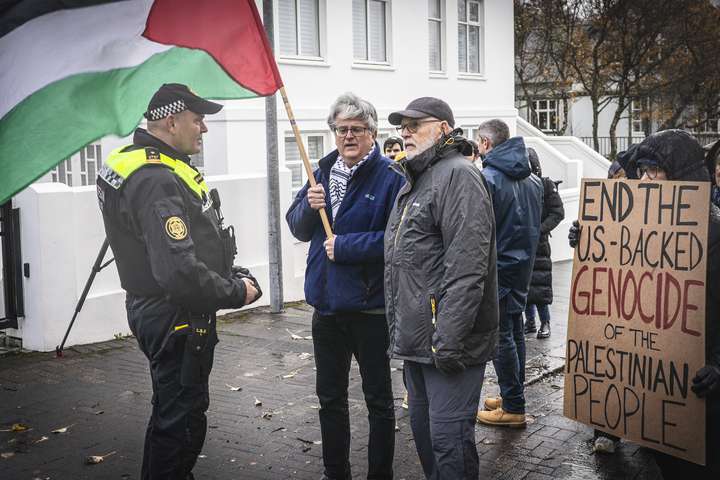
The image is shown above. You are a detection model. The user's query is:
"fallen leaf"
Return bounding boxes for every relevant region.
[84,450,116,465]
[302,446,311,453]
[298,352,312,360]
[225,384,242,391]
[286,329,312,340]
[93,410,105,415]
[0,423,30,433]
[296,437,314,444]
[51,424,74,434]
[281,369,300,379]
[254,398,262,407]
[481,439,496,445]
[271,427,286,433]
[261,411,273,420]
[198,454,207,459]
[34,436,49,444]
[1,452,14,460]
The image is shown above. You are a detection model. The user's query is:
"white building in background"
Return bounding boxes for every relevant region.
[3,0,600,351]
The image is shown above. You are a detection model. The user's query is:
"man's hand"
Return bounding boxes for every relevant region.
[692,364,720,398]
[307,184,326,211]
[241,277,259,305]
[433,355,466,376]
[324,235,336,261]
[568,220,581,248]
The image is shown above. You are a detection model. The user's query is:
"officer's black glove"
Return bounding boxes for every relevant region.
[568,220,581,248]
[691,364,720,398]
[232,265,263,303]
[433,355,466,376]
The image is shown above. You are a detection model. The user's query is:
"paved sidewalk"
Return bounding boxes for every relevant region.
[0,261,660,479]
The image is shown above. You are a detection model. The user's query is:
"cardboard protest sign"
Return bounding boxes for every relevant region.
[563,179,709,465]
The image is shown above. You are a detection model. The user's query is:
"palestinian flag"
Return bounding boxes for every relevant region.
[0,0,283,204]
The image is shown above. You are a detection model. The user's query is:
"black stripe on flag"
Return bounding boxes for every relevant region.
[0,0,126,37]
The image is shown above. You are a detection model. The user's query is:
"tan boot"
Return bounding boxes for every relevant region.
[483,397,502,411]
[476,408,526,427]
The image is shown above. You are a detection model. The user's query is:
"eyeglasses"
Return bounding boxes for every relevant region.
[333,126,369,137]
[636,164,661,180]
[396,119,440,134]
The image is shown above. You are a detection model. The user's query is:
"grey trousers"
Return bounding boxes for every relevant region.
[404,360,486,480]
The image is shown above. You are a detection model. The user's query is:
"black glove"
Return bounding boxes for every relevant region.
[232,265,263,304]
[568,220,581,248]
[691,364,720,398]
[433,355,466,376]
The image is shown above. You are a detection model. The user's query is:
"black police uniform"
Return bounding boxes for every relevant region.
[97,128,247,479]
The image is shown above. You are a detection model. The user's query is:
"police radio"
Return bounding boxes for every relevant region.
[209,188,237,271]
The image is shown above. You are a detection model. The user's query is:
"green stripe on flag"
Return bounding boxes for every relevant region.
[0,47,257,204]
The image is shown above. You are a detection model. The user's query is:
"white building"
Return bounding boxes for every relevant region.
[2,0,601,351]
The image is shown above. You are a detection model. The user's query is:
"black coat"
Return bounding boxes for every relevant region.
[526,177,564,306]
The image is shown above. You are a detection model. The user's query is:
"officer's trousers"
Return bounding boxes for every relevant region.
[126,294,216,480]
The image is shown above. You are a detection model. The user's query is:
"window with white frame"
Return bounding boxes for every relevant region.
[457,0,484,74]
[353,0,389,63]
[631,98,650,135]
[428,0,444,72]
[51,143,103,186]
[533,99,558,132]
[278,0,321,58]
[285,133,327,196]
[695,109,719,133]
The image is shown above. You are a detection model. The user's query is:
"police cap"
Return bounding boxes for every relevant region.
[144,83,223,121]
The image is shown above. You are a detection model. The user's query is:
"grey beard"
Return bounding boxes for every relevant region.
[406,135,440,160]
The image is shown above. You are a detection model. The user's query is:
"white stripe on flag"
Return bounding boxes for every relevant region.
[0,0,171,119]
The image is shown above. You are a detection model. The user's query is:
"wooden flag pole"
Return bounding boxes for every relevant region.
[279,86,333,238]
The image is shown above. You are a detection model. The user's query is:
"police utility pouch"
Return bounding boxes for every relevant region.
[180,315,214,386]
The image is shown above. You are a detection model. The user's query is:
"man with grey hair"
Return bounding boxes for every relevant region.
[286,92,404,480]
[475,119,543,428]
[385,97,498,478]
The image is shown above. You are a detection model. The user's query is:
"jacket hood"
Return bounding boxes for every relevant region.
[631,130,709,182]
[483,137,531,179]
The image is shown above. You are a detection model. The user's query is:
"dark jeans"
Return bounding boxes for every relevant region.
[127,295,216,480]
[404,360,486,480]
[312,311,395,480]
[525,304,550,323]
[493,297,526,414]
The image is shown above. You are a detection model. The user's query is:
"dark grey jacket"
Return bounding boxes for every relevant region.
[384,138,499,366]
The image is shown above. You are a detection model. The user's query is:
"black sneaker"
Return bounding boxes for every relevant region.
[524,319,537,334]
[537,322,551,339]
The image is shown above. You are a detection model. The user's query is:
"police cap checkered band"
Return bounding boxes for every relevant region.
[144,83,223,120]
[146,99,187,121]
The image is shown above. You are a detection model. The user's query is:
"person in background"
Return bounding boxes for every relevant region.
[286,92,403,480]
[705,140,720,208]
[475,119,543,428]
[465,138,480,163]
[523,148,564,339]
[383,136,404,160]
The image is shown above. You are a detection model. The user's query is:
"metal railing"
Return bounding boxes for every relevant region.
[581,133,720,158]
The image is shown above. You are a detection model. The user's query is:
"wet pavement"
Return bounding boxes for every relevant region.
[0,261,661,479]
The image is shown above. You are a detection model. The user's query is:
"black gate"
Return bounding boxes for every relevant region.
[1,200,24,329]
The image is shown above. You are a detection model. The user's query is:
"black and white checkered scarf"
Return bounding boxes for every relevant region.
[328,145,374,218]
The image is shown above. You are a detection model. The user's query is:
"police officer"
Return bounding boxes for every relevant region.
[97,83,260,479]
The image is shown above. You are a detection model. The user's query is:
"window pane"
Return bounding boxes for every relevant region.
[307,135,324,158]
[429,20,442,70]
[289,163,303,191]
[352,0,368,60]
[279,0,298,55]
[369,1,386,62]
[539,112,548,130]
[549,112,557,130]
[469,1,479,22]
[539,100,547,109]
[299,0,320,56]
[88,158,96,183]
[428,0,441,18]
[285,137,301,163]
[80,148,86,172]
[468,25,480,73]
[458,24,467,72]
[458,0,466,21]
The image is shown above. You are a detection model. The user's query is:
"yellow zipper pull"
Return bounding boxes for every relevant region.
[430,294,437,329]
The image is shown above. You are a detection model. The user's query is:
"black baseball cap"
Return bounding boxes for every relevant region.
[144,83,223,121]
[388,97,455,128]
